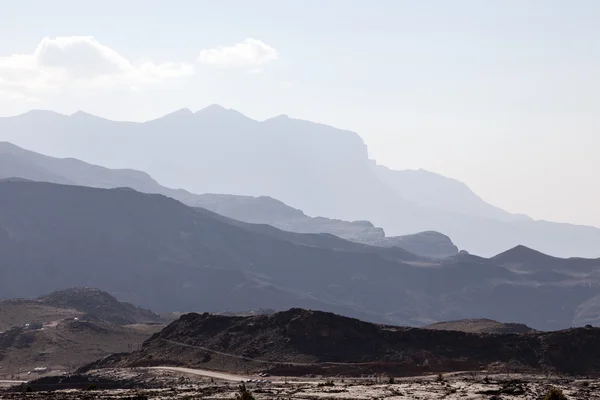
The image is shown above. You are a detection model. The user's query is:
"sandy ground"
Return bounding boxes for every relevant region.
[2,369,600,399]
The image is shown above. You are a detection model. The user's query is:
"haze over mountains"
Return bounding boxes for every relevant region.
[1,107,599,257]
[2,179,600,330]
[0,141,458,258]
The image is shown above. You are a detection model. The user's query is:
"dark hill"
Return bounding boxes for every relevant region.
[425,318,536,334]
[86,308,600,377]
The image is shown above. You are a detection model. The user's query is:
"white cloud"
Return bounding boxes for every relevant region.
[0,36,194,97]
[198,38,278,69]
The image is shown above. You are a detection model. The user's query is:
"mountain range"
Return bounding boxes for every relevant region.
[1,179,600,330]
[1,107,599,257]
[0,141,457,258]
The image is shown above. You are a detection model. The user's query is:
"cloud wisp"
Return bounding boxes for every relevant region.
[198,38,278,69]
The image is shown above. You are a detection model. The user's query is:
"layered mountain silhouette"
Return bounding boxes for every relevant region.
[1,180,600,330]
[0,141,457,258]
[1,107,598,257]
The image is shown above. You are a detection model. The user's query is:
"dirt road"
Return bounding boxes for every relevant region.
[148,366,249,382]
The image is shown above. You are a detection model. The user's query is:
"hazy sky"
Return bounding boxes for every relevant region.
[1,0,599,227]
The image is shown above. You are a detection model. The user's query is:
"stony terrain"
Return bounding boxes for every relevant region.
[86,309,600,377]
[3,369,599,399]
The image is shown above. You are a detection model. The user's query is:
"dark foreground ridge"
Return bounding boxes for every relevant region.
[85,308,600,377]
[425,318,537,334]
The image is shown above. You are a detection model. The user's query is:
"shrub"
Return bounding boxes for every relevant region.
[388,376,395,384]
[235,383,255,400]
[86,383,98,391]
[544,387,567,400]
[435,373,445,383]
[317,379,335,387]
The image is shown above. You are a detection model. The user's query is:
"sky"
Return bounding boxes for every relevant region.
[1,0,599,227]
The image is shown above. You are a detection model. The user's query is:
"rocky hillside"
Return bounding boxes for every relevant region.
[0,288,163,331]
[0,319,161,375]
[425,318,536,334]
[38,288,163,325]
[0,300,82,332]
[0,288,165,375]
[87,309,600,377]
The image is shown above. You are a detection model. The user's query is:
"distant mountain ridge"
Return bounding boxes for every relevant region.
[0,141,458,258]
[1,180,600,330]
[372,163,531,223]
[1,107,600,257]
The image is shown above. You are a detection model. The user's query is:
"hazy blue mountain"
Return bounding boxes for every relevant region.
[0,141,457,257]
[2,180,600,329]
[1,107,600,257]
[372,163,531,223]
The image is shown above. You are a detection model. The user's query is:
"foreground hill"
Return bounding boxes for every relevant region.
[87,309,600,377]
[1,109,600,257]
[0,141,457,258]
[2,180,600,329]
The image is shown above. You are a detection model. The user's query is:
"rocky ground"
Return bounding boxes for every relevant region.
[2,369,600,399]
